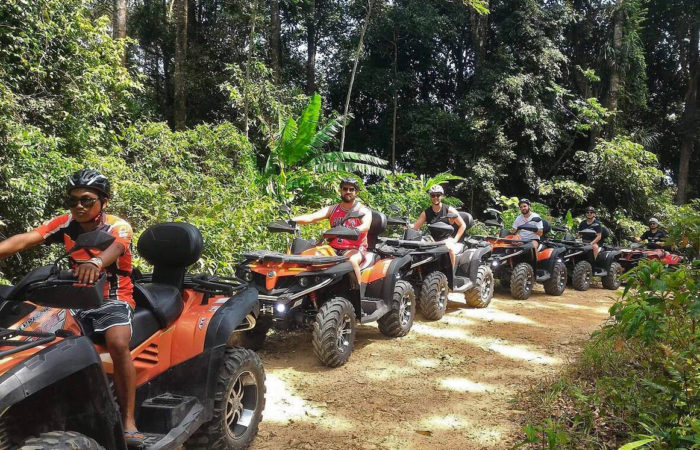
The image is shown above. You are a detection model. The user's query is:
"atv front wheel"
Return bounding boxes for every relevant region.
[572,261,592,291]
[312,297,356,367]
[19,431,102,449]
[186,348,266,449]
[510,263,534,300]
[544,260,567,296]
[378,280,416,337]
[601,262,622,290]
[465,265,494,308]
[419,271,448,320]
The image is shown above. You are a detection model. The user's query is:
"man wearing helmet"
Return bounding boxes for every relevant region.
[635,217,666,249]
[511,198,543,241]
[411,185,467,268]
[291,177,372,295]
[578,206,603,258]
[0,169,143,447]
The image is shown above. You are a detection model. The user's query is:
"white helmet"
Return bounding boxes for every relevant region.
[649,217,660,225]
[428,185,445,195]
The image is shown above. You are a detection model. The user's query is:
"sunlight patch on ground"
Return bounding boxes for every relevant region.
[421,414,472,430]
[436,315,479,327]
[411,322,469,340]
[410,358,440,368]
[457,308,538,325]
[439,377,496,393]
[263,374,352,430]
[411,323,559,365]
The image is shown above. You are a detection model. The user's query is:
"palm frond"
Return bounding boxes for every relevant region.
[293,93,321,158]
[424,173,466,187]
[306,117,345,157]
[308,151,388,167]
[311,161,391,176]
[276,117,302,166]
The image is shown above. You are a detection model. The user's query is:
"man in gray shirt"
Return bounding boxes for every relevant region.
[511,198,543,242]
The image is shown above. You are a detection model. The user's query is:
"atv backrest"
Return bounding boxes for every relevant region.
[137,222,203,288]
[601,226,610,243]
[368,210,388,250]
[542,219,551,237]
[459,212,474,231]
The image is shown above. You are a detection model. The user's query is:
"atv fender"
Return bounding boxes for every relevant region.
[204,287,259,349]
[365,255,412,303]
[596,249,620,270]
[0,336,124,449]
[467,246,491,281]
[540,246,567,274]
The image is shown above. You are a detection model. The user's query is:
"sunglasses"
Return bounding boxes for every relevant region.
[341,187,356,192]
[430,193,442,198]
[586,211,595,214]
[65,195,99,208]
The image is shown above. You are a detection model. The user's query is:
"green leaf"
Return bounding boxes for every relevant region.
[618,438,655,449]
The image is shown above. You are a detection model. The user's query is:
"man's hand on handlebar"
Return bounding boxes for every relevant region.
[74,262,100,285]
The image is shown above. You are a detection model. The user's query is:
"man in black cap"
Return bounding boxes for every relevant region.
[578,206,602,258]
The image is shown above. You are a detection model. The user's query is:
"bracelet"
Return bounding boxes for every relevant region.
[87,257,103,270]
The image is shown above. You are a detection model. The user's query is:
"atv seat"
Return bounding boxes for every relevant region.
[367,210,387,250]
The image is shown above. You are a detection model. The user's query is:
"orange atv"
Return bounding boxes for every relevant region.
[0,223,265,449]
[476,209,567,299]
[237,207,415,367]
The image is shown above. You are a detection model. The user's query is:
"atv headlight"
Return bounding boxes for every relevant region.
[276,303,286,313]
[299,277,310,287]
[491,260,499,268]
[243,270,254,282]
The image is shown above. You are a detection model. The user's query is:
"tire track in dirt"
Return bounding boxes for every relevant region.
[251,286,618,450]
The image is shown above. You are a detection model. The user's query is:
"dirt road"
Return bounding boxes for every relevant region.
[251,285,618,450]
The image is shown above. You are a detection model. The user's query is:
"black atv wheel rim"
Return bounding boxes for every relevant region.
[438,284,447,310]
[584,269,591,286]
[558,266,567,290]
[525,271,533,293]
[225,370,258,439]
[400,290,413,327]
[481,274,492,301]
[336,314,353,353]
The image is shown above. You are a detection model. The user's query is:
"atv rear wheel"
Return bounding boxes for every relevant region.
[312,297,356,367]
[239,315,272,351]
[601,261,622,290]
[465,265,494,308]
[572,261,592,291]
[378,280,416,337]
[419,271,448,320]
[186,348,266,449]
[510,263,534,300]
[544,260,567,296]
[19,431,102,449]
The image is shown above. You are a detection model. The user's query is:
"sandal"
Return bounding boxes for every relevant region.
[124,429,145,448]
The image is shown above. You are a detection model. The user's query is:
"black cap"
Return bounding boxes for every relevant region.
[518,198,531,206]
[585,206,596,213]
[339,177,360,190]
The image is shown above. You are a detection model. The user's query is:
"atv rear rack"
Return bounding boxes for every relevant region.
[242,250,347,266]
[0,327,56,358]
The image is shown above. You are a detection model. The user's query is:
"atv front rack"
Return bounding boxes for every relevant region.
[0,327,56,358]
[242,250,347,266]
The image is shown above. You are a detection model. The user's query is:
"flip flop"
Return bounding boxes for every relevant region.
[124,429,145,448]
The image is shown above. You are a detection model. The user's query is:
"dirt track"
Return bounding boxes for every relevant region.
[251,285,619,450]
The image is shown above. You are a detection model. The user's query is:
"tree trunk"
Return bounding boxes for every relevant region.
[676,24,699,204]
[305,0,317,95]
[469,1,488,78]
[391,30,398,174]
[244,1,258,138]
[113,0,127,65]
[339,0,375,152]
[270,0,281,82]
[173,0,188,130]
[606,0,623,136]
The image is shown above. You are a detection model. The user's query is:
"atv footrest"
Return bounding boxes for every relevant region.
[360,298,389,324]
[536,270,551,283]
[138,394,198,434]
[452,276,473,293]
[141,432,166,447]
[593,268,607,277]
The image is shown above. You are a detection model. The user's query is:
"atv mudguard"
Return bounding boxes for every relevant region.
[364,255,412,306]
[539,246,567,274]
[0,336,125,449]
[596,249,620,270]
[204,286,259,349]
[461,245,491,282]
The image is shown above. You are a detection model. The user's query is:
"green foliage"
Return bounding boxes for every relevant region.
[663,200,700,259]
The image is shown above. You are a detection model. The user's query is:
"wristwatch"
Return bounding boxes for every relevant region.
[87,257,103,270]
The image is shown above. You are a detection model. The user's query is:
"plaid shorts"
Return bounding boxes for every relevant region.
[72,300,133,334]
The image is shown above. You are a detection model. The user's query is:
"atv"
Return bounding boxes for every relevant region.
[546,226,623,291]
[476,210,567,300]
[376,210,494,320]
[618,231,683,272]
[0,222,265,449]
[237,207,415,368]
